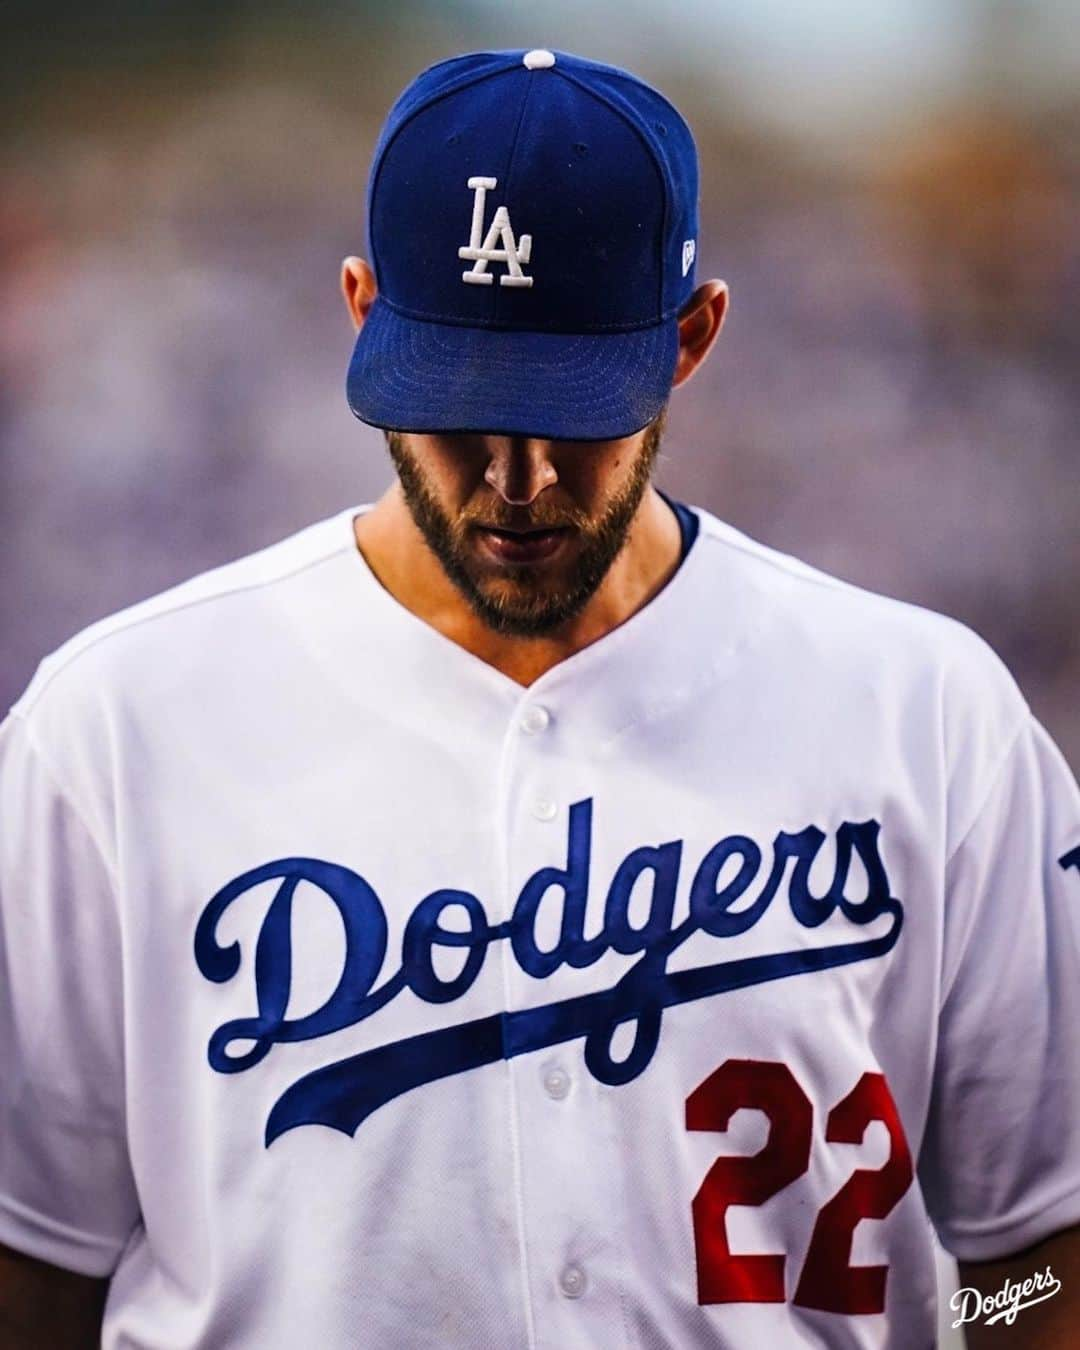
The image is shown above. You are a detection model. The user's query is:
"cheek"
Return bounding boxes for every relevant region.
[418,451,485,510]
[565,447,633,506]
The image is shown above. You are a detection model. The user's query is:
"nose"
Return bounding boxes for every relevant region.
[483,438,558,505]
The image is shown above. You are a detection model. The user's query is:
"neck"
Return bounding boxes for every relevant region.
[353,483,683,687]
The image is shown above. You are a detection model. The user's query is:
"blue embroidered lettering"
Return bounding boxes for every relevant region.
[193,800,904,1145]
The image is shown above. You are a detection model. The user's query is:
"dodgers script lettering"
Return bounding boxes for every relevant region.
[194,798,903,1145]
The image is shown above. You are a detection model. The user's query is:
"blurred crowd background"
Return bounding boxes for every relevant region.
[1,1,1077,1339]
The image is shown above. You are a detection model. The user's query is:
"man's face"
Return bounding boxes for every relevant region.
[386,411,666,637]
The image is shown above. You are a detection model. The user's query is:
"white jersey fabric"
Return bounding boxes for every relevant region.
[2,499,1079,1350]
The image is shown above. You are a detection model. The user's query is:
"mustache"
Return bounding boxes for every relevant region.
[465,509,586,533]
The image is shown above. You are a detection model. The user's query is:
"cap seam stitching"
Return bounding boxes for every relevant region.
[553,65,672,316]
[495,69,539,323]
[367,61,523,285]
[551,51,696,131]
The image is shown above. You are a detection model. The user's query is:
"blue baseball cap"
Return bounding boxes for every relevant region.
[346,48,700,442]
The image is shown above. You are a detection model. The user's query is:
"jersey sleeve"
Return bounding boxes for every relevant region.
[918,711,1080,1261]
[0,710,140,1276]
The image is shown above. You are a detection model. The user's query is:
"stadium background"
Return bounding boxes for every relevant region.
[2,2,1077,1342]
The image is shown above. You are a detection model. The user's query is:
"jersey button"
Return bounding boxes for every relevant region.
[520,705,551,735]
[543,1067,571,1100]
[558,1263,587,1299]
[532,797,557,822]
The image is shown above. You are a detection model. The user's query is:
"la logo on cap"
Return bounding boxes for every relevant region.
[459,176,534,289]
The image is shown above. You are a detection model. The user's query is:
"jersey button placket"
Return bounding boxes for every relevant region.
[543,1066,571,1100]
[501,696,567,1347]
[502,698,632,1349]
[531,796,558,822]
[558,1263,587,1299]
[521,704,558,824]
[520,704,551,735]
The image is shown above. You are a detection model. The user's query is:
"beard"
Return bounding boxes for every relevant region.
[385,410,666,637]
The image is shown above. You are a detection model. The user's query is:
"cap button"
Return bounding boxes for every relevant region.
[523,49,556,70]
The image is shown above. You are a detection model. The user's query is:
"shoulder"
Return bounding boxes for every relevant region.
[688,504,1031,794]
[692,505,1015,664]
[7,505,365,772]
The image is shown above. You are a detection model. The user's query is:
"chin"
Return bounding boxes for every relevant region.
[475,584,595,637]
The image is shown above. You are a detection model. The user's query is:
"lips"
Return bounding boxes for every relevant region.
[476,524,573,564]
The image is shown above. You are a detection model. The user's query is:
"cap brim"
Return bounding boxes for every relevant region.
[346,296,677,442]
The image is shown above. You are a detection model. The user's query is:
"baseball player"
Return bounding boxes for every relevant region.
[2,47,1079,1350]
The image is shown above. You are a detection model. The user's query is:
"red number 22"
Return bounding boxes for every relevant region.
[686,1059,913,1315]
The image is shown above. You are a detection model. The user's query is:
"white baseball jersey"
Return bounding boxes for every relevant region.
[2,499,1079,1349]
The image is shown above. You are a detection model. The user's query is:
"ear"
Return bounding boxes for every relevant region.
[341,256,378,332]
[672,280,729,389]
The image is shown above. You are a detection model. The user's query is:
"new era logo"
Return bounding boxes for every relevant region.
[682,239,696,277]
